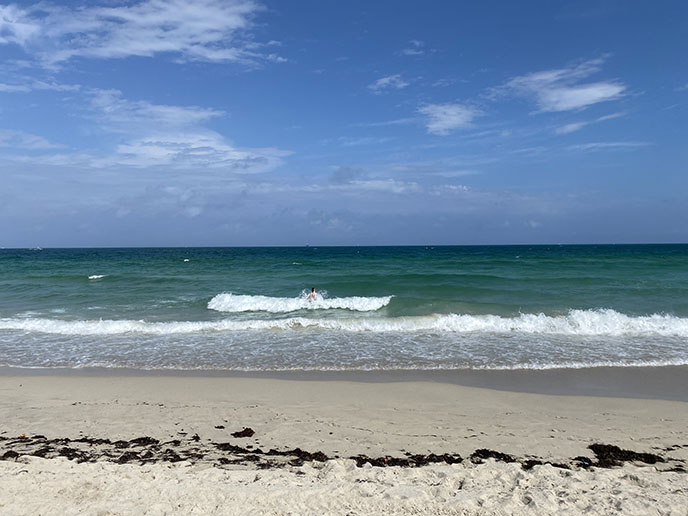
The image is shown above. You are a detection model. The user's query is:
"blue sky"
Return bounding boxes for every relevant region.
[0,0,686,246]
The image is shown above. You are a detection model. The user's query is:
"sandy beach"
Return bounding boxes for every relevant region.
[1,368,687,514]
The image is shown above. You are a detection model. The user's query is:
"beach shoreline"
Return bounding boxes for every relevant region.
[2,370,687,513]
[2,370,687,460]
[2,364,687,401]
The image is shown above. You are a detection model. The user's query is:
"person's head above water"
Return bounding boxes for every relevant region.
[311,287,315,292]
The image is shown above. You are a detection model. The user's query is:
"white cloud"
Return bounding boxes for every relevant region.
[418,103,480,135]
[109,132,287,171]
[555,111,624,134]
[0,83,30,92]
[0,5,40,45]
[0,129,61,149]
[3,89,290,172]
[428,184,471,197]
[538,82,624,111]
[556,122,588,134]
[368,74,409,93]
[499,58,626,112]
[8,134,289,173]
[0,0,278,67]
[88,90,292,170]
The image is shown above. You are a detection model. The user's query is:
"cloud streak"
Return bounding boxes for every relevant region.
[0,129,61,149]
[0,79,80,93]
[496,58,626,112]
[368,74,409,93]
[555,112,625,134]
[567,141,650,152]
[88,89,223,132]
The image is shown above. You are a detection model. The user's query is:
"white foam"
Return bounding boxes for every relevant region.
[88,275,107,280]
[207,293,393,313]
[1,309,687,337]
[477,358,688,371]
[433,309,688,337]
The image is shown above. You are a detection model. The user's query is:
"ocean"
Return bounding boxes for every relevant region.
[1,245,687,371]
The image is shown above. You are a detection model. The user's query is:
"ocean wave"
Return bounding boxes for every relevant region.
[207,293,393,313]
[3,359,688,372]
[88,275,107,280]
[1,309,688,336]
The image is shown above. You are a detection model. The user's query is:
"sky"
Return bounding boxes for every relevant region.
[0,0,686,247]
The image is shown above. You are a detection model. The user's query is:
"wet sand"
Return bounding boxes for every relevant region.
[3,364,687,400]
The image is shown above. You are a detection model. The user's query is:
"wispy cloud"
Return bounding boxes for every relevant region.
[0,0,279,67]
[555,111,624,134]
[0,80,80,93]
[88,89,223,132]
[351,117,416,128]
[567,141,650,152]
[432,78,464,88]
[399,39,424,56]
[0,129,61,149]
[418,103,480,135]
[3,89,290,172]
[495,57,626,112]
[324,136,394,147]
[368,74,409,93]
[0,83,30,93]
[379,157,492,178]
[0,5,40,45]
[343,179,419,194]
[245,178,420,195]
[87,90,290,170]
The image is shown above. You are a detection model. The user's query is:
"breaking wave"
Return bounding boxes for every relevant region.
[1,309,687,336]
[207,293,393,313]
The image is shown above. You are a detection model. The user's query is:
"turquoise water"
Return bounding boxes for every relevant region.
[1,245,687,370]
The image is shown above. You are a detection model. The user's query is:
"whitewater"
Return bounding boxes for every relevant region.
[2,309,688,337]
[1,245,687,371]
[207,293,393,313]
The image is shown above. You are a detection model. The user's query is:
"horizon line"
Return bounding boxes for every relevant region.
[2,242,687,250]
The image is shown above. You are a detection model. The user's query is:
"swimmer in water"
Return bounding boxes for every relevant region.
[306,287,317,301]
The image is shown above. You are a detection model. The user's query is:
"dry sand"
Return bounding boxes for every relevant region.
[1,371,687,514]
